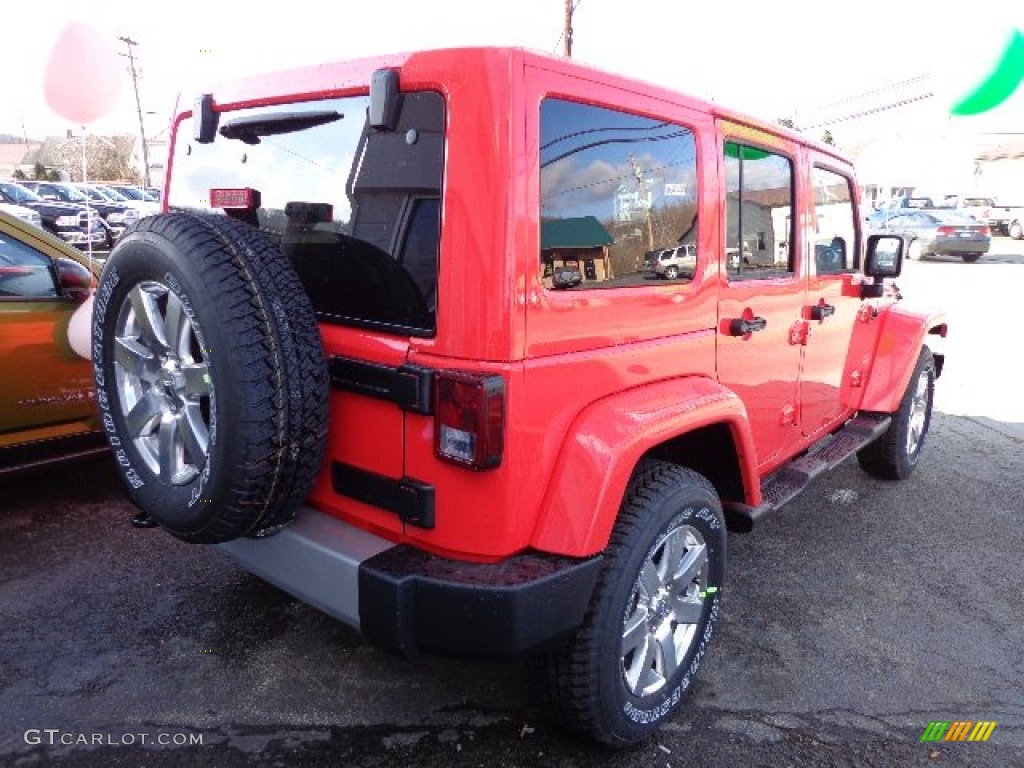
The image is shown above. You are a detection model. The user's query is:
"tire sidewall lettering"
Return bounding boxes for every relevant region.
[93,265,145,489]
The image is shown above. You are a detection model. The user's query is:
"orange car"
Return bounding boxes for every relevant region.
[0,209,105,473]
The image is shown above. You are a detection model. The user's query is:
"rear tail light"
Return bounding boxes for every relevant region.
[979,225,990,237]
[435,371,505,470]
[936,226,955,236]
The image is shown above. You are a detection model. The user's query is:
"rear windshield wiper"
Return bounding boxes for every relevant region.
[219,111,343,145]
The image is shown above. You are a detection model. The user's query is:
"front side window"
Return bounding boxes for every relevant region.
[724,142,794,280]
[540,99,699,288]
[812,167,858,274]
[0,233,57,299]
[170,92,445,335]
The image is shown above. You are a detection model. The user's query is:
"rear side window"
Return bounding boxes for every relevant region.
[724,142,794,280]
[169,92,445,336]
[539,99,699,288]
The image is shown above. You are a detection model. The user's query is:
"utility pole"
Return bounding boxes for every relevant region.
[118,35,151,187]
[563,0,574,57]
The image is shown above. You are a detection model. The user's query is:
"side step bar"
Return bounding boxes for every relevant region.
[723,413,891,532]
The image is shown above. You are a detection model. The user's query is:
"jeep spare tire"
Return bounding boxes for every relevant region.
[92,212,328,543]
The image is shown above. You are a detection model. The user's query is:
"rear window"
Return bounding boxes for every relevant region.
[169,92,445,336]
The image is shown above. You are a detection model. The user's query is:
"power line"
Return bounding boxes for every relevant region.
[795,74,934,131]
[813,74,930,110]
[799,92,935,130]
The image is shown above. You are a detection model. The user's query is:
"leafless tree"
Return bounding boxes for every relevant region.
[52,135,141,183]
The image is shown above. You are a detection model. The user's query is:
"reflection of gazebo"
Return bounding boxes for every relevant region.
[540,216,614,283]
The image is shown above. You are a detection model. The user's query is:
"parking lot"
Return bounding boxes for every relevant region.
[2,239,1023,767]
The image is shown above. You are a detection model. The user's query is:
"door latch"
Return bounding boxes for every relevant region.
[728,316,767,336]
[807,302,836,321]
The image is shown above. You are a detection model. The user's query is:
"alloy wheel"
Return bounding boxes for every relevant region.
[113,280,213,485]
[620,523,708,697]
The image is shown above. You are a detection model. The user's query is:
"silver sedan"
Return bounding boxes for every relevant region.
[868,209,990,263]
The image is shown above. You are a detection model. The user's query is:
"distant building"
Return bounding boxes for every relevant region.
[540,216,615,284]
[0,142,41,178]
[975,139,1024,202]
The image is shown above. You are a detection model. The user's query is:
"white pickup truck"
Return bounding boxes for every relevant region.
[988,204,1024,239]
[941,196,1023,239]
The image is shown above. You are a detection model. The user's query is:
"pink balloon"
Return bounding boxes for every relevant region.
[67,293,94,360]
[43,22,122,124]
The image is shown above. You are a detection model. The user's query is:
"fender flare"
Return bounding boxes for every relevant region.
[860,304,947,414]
[530,376,758,557]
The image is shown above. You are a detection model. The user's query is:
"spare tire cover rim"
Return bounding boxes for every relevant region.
[113,279,213,485]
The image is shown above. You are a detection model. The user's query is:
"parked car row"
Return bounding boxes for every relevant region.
[0,200,43,229]
[0,180,160,252]
[875,194,1023,241]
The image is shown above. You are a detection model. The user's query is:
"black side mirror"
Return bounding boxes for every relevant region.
[864,234,903,278]
[54,257,92,303]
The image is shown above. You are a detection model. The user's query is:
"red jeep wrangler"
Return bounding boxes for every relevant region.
[92,48,945,746]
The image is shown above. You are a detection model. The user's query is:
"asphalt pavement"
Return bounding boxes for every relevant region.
[1,240,1022,768]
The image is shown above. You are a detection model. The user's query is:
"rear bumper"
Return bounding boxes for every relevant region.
[215,506,601,660]
[930,238,989,255]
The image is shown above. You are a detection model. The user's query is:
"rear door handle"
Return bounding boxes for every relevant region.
[809,303,835,321]
[728,317,767,336]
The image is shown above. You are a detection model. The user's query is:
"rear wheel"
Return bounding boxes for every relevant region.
[961,253,981,263]
[1009,220,1023,240]
[857,347,935,480]
[545,461,725,747]
[92,212,328,543]
[907,240,924,261]
[665,265,680,280]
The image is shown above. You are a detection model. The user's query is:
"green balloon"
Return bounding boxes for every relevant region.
[951,27,1024,115]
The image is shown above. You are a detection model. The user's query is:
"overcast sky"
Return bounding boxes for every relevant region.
[3,0,1022,145]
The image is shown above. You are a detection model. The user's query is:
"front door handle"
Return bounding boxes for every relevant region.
[728,316,767,336]
[809,303,836,321]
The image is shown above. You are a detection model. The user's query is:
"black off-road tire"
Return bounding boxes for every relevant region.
[857,347,935,480]
[545,460,726,747]
[92,212,328,543]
